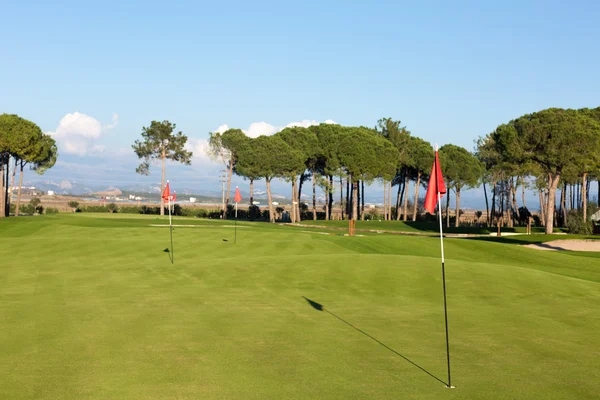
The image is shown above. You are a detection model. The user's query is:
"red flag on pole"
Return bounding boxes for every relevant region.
[234,186,242,203]
[162,182,170,202]
[172,192,177,202]
[424,151,446,214]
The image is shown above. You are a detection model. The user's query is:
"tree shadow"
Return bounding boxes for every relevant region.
[302,297,447,386]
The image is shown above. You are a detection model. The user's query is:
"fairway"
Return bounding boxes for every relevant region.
[1,214,599,399]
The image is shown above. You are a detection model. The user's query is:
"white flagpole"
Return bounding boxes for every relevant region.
[167,180,173,264]
[435,146,453,389]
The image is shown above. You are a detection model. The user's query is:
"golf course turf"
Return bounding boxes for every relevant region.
[1,214,599,399]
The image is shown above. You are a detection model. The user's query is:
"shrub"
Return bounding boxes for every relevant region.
[107,203,118,213]
[261,210,270,221]
[67,201,79,210]
[567,210,593,235]
[45,207,59,214]
[248,205,261,220]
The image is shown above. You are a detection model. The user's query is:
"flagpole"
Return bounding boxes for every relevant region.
[167,181,173,264]
[437,160,453,389]
[234,202,238,243]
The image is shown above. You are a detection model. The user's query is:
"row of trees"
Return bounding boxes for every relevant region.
[0,114,57,218]
[208,120,483,225]
[476,107,600,234]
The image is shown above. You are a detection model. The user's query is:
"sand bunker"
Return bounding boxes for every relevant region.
[522,239,600,252]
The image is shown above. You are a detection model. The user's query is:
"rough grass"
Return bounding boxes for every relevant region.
[0,214,599,399]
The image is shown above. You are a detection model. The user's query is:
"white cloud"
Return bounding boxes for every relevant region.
[210,119,336,139]
[214,124,229,134]
[104,113,119,129]
[47,112,118,156]
[198,119,336,164]
[185,138,214,165]
[246,121,279,138]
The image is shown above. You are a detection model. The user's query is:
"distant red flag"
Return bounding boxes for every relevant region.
[172,192,176,202]
[424,151,446,214]
[234,187,242,203]
[162,182,170,202]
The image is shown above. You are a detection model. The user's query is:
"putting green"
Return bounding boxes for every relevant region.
[0,214,598,399]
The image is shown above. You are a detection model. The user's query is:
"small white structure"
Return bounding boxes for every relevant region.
[47,190,55,196]
[189,197,197,203]
[272,201,279,206]
[135,196,142,201]
[252,201,260,205]
[129,195,136,200]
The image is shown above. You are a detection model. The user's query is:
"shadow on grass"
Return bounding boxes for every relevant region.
[302,297,447,386]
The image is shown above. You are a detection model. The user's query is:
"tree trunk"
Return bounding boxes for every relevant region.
[266,178,275,223]
[345,178,350,219]
[455,188,461,228]
[340,176,344,220]
[446,190,451,228]
[522,178,526,208]
[483,181,490,226]
[402,175,409,221]
[352,178,358,221]
[9,157,17,211]
[298,172,305,221]
[4,163,8,217]
[586,178,590,206]
[395,178,402,220]
[290,178,296,223]
[582,172,588,222]
[397,169,406,220]
[562,183,568,227]
[160,150,166,216]
[312,174,317,220]
[511,177,520,222]
[328,175,333,220]
[356,179,361,220]
[388,181,392,220]
[249,179,254,206]
[16,161,24,217]
[545,174,560,234]
[539,191,545,226]
[361,181,365,221]
[382,180,386,220]
[412,171,421,222]
[0,159,5,218]
[491,181,496,225]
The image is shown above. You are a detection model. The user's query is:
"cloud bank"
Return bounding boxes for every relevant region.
[47,112,118,156]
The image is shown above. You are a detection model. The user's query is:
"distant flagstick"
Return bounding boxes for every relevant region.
[425,145,453,388]
[234,186,242,244]
[162,180,174,264]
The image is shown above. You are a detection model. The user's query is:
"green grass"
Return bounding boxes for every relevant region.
[299,219,568,235]
[1,214,599,399]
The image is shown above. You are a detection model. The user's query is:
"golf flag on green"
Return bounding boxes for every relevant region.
[425,147,453,388]
[424,150,446,214]
[161,182,170,202]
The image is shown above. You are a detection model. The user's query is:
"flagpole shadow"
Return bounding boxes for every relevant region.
[302,297,448,386]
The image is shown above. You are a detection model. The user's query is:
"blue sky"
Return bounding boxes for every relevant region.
[2,0,599,205]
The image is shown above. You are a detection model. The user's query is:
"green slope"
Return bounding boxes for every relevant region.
[0,214,598,399]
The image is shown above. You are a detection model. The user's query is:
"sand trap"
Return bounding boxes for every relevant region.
[522,239,600,252]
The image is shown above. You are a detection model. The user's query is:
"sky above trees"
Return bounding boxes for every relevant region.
[2,1,599,201]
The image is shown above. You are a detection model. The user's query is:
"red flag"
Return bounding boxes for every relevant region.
[172,192,177,202]
[234,186,242,203]
[424,151,446,214]
[161,182,170,202]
